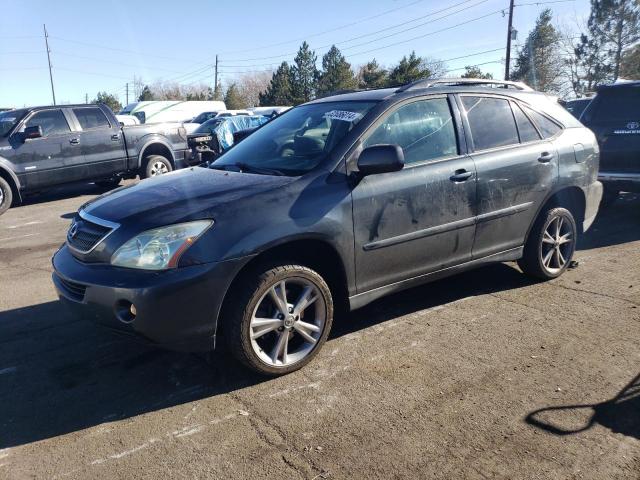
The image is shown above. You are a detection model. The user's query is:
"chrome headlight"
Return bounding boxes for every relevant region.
[111,220,213,270]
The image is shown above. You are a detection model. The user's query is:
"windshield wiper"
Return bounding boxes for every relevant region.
[234,162,287,176]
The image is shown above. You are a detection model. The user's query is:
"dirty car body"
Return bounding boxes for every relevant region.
[52,81,602,373]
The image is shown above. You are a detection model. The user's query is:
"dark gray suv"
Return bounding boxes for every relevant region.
[52,79,603,376]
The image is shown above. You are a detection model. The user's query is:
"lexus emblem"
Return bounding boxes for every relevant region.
[628,121,640,130]
[68,222,79,239]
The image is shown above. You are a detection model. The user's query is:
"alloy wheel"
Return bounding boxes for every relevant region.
[249,277,326,367]
[150,161,169,176]
[540,214,574,274]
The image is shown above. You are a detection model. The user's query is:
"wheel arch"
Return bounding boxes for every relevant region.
[138,140,175,168]
[216,237,350,336]
[0,163,22,204]
[525,186,586,243]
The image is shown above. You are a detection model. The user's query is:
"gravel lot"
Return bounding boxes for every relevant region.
[0,181,638,480]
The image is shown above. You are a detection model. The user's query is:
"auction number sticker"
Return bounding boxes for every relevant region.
[324,110,362,122]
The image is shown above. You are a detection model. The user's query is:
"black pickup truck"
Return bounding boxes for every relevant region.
[0,104,189,216]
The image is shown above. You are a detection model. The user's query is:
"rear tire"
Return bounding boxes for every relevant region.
[141,155,172,179]
[0,177,13,216]
[222,264,334,376]
[518,207,577,280]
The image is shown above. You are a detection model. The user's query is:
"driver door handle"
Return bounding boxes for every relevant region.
[450,169,474,182]
[69,138,80,145]
[111,134,120,141]
[538,152,554,163]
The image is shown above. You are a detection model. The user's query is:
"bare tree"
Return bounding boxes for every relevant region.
[233,70,274,107]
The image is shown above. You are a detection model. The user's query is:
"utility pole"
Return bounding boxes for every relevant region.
[214,54,219,98]
[504,0,515,81]
[126,82,129,104]
[85,93,88,104]
[43,24,56,105]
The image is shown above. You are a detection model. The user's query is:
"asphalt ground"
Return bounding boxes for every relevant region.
[0,181,638,479]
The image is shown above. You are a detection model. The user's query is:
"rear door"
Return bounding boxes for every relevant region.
[351,96,477,293]
[71,106,127,179]
[458,94,558,258]
[12,108,83,188]
[581,86,640,175]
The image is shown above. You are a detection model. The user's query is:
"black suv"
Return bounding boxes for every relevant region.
[580,81,640,204]
[52,79,602,376]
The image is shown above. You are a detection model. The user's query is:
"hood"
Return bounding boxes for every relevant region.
[82,167,296,226]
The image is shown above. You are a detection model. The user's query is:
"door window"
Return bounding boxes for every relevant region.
[73,107,111,130]
[523,106,562,138]
[511,102,541,143]
[461,96,519,151]
[363,98,458,164]
[24,110,70,137]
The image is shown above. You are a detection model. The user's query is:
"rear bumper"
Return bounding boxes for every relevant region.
[598,171,640,192]
[52,245,249,352]
[583,181,603,232]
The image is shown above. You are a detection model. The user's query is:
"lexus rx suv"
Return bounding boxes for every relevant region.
[52,79,602,376]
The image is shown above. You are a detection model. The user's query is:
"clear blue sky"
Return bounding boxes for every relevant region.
[0,0,590,107]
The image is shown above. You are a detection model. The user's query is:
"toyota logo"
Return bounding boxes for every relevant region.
[68,222,79,239]
[628,121,640,130]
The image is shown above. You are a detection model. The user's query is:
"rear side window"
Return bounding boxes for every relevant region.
[73,108,111,130]
[523,106,561,138]
[586,88,640,122]
[24,109,70,136]
[511,102,541,143]
[364,98,458,164]
[462,96,519,151]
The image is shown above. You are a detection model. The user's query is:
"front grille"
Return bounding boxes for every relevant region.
[55,274,87,302]
[67,217,113,253]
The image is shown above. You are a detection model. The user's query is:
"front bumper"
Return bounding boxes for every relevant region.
[52,245,248,352]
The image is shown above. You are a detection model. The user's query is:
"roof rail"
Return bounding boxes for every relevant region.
[396,77,534,92]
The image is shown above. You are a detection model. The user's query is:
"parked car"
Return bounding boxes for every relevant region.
[579,81,640,204]
[248,106,291,117]
[52,78,602,376]
[119,100,226,124]
[563,98,592,119]
[115,114,140,126]
[0,104,189,215]
[187,115,270,165]
[184,110,254,133]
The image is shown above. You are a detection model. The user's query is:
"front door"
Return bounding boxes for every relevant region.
[352,96,477,293]
[11,108,83,189]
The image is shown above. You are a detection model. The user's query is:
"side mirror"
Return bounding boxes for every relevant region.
[357,144,404,176]
[23,125,43,141]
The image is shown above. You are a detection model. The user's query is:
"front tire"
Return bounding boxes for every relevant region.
[141,155,172,179]
[0,177,13,216]
[518,207,577,280]
[223,264,334,376]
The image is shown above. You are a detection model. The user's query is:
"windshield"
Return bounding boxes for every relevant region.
[193,112,219,124]
[193,119,225,135]
[0,109,27,137]
[211,101,376,175]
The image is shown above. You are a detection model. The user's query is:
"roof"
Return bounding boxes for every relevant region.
[597,80,640,90]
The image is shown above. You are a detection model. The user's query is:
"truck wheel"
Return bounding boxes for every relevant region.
[518,207,577,280]
[141,155,172,179]
[223,264,334,376]
[0,177,13,216]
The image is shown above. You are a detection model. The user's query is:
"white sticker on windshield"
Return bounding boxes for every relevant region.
[324,110,362,122]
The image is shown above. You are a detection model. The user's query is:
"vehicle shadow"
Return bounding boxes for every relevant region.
[524,372,640,440]
[0,263,536,449]
[578,192,640,250]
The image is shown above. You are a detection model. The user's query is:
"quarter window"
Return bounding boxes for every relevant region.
[364,98,458,164]
[73,107,110,130]
[511,102,541,143]
[462,96,519,151]
[523,106,561,138]
[24,110,70,137]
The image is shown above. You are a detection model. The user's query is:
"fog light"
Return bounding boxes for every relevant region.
[115,300,136,324]
[130,304,137,317]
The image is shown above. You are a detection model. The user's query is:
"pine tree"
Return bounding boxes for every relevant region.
[511,9,563,92]
[358,59,388,89]
[93,92,122,113]
[291,42,319,104]
[224,83,247,109]
[387,52,432,86]
[259,62,295,105]
[317,45,357,97]
[620,44,640,79]
[578,0,640,82]
[137,85,154,101]
[461,65,493,79]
